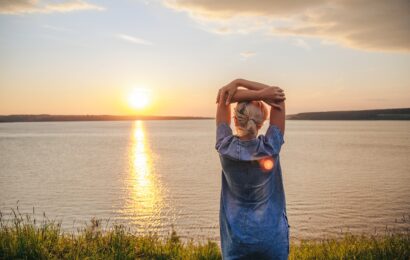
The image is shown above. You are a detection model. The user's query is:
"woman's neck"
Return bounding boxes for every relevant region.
[238,133,257,141]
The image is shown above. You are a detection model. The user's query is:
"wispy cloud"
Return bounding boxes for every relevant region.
[292,38,311,50]
[0,0,104,15]
[240,51,256,59]
[116,34,153,46]
[45,0,104,13]
[163,0,410,52]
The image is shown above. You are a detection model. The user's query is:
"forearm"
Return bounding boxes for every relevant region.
[269,101,285,134]
[216,101,231,125]
[230,89,261,103]
[235,78,272,91]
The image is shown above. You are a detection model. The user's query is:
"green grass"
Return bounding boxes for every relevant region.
[0,208,409,259]
[290,232,409,260]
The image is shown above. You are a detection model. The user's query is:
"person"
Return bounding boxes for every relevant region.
[215,78,289,259]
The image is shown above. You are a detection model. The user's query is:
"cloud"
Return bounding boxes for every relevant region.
[163,0,410,52]
[292,38,311,50]
[240,51,256,59]
[164,0,325,18]
[0,0,104,15]
[116,34,153,46]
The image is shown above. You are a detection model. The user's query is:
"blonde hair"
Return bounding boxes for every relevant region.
[234,101,268,137]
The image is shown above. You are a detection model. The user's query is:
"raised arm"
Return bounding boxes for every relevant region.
[232,78,272,91]
[232,87,286,134]
[216,79,286,131]
[216,101,231,126]
[216,79,271,105]
[256,87,286,134]
[216,88,264,125]
[217,79,285,108]
[269,101,285,135]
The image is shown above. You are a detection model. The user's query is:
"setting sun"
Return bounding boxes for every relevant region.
[128,88,151,109]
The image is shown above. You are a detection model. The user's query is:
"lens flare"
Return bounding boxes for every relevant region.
[259,157,275,172]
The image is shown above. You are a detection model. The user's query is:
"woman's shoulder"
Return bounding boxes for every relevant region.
[215,122,285,160]
[216,135,278,162]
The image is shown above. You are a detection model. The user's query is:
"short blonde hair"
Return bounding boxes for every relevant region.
[234,101,268,137]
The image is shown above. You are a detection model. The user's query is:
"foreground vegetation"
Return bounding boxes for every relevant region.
[0,209,409,259]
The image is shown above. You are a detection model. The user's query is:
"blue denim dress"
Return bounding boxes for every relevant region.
[215,122,289,260]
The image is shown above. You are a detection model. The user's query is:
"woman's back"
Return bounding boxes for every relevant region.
[216,122,289,259]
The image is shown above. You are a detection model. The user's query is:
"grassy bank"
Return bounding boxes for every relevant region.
[0,209,409,259]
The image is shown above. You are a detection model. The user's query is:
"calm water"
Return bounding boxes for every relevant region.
[0,120,409,241]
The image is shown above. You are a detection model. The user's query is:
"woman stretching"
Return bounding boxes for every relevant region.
[215,79,289,259]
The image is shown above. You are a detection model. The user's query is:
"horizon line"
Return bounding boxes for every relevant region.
[1,107,409,117]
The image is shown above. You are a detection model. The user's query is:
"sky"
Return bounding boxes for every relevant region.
[0,0,409,116]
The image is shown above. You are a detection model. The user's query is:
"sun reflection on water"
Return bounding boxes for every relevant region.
[123,120,164,232]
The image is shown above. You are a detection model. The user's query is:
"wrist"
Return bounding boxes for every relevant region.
[256,89,264,100]
[232,78,242,86]
[251,89,263,101]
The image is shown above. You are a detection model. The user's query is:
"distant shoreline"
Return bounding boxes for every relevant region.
[2,107,410,123]
[0,114,213,123]
[287,108,410,120]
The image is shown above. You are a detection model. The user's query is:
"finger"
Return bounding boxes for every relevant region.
[264,100,273,106]
[218,90,223,103]
[219,89,227,104]
[275,90,284,96]
[272,103,282,110]
[221,90,228,104]
[218,89,225,104]
[216,89,221,103]
[226,92,233,105]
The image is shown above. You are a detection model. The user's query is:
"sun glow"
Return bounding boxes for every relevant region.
[128,88,151,109]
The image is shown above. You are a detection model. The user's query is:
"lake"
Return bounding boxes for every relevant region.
[0,120,409,242]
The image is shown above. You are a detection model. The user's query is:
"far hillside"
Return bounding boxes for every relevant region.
[287,108,410,120]
[0,114,213,123]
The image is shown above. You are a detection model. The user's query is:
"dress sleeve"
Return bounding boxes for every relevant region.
[215,122,233,150]
[263,124,285,155]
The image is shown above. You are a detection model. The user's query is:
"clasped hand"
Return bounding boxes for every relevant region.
[216,80,286,110]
